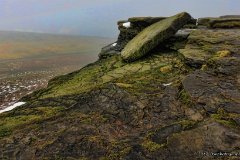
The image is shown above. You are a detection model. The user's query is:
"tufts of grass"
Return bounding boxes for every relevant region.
[141,139,166,152]
[0,106,64,138]
[211,108,239,128]
[176,120,197,130]
[100,141,132,160]
[178,89,193,107]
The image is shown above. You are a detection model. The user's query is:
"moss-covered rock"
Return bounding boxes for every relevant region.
[1,13,240,160]
[209,18,240,28]
[121,12,192,62]
[197,17,215,27]
[128,16,166,24]
[179,29,240,68]
[197,17,240,28]
[116,17,166,52]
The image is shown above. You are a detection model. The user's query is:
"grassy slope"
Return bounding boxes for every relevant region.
[0,31,114,78]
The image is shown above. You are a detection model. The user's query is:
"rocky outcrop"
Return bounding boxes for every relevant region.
[197,17,215,27]
[209,18,240,28]
[198,16,240,28]
[121,12,192,62]
[220,15,240,18]
[0,12,240,160]
[117,17,166,50]
[99,17,167,59]
[99,15,196,59]
[99,15,240,60]
[179,29,240,68]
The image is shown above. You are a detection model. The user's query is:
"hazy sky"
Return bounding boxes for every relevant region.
[0,0,239,37]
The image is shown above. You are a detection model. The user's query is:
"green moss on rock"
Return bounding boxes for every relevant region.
[121,12,192,62]
[0,106,64,138]
[211,108,239,128]
[178,89,193,107]
[141,139,166,152]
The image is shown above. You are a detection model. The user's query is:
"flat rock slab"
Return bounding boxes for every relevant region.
[209,18,240,28]
[121,12,192,62]
[198,17,240,28]
[128,17,166,24]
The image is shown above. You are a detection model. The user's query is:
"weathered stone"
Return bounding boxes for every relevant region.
[179,49,209,68]
[179,29,240,68]
[116,16,195,52]
[121,12,192,62]
[98,43,120,59]
[116,18,166,51]
[220,15,240,18]
[182,67,240,113]
[166,121,240,160]
[151,124,182,144]
[198,16,240,28]
[209,18,240,28]
[197,17,215,27]
[162,29,192,50]
[128,17,166,24]
[183,18,197,28]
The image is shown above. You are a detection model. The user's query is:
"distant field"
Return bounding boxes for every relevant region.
[0,31,113,60]
[0,31,114,109]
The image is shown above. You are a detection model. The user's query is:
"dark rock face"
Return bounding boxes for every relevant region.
[197,17,215,27]
[1,13,240,160]
[98,43,120,59]
[117,17,166,50]
[183,67,240,113]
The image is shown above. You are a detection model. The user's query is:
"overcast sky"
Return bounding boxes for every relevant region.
[0,0,239,37]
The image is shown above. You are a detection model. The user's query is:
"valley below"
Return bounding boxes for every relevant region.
[0,31,113,110]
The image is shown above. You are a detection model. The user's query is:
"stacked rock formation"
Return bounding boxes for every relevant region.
[121,12,192,62]
[99,14,240,60]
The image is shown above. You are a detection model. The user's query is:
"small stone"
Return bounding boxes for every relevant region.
[160,65,172,73]
[216,50,231,58]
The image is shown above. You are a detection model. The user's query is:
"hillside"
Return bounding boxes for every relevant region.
[0,31,113,78]
[0,31,113,111]
[0,12,240,160]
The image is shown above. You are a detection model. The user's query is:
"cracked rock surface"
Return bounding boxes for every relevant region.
[0,22,240,159]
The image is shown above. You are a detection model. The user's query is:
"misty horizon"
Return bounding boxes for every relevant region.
[0,0,239,38]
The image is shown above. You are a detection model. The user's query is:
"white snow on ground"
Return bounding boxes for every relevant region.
[112,43,117,47]
[163,82,173,87]
[0,102,26,114]
[123,22,131,28]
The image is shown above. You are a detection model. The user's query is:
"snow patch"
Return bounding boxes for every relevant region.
[0,102,26,114]
[163,82,173,87]
[112,43,117,47]
[123,22,131,28]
